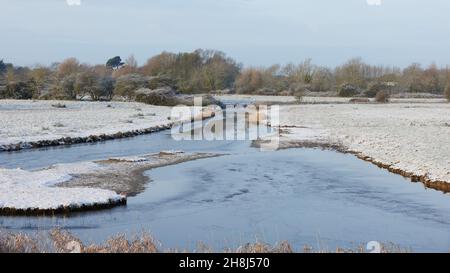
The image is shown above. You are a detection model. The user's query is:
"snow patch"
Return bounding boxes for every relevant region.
[109,156,148,162]
[0,162,124,211]
[277,103,450,183]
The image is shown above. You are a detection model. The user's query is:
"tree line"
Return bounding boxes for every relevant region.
[1,50,450,101]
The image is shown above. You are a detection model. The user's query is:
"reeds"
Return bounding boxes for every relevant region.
[0,229,411,253]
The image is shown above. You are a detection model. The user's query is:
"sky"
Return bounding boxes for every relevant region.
[1,0,450,68]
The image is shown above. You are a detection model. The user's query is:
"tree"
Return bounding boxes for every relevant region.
[98,76,115,100]
[445,85,450,102]
[141,52,177,76]
[401,63,424,93]
[75,71,98,99]
[335,58,368,89]
[197,50,241,91]
[310,67,335,92]
[112,55,139,78]
[4,81,34,99]
[5,67,16,84]
[30,66,51,98]
[106,56,124,70]
[235,68,264,93]
[52,74,77,99]
[57,58,80,79]
[73,69,114,101]
[142,49,240,93]
[0,60,7,75]
[422,64,443,94]
[114,74,150,100]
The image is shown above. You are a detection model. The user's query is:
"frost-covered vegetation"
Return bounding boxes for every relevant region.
[1,53,450,103]
[0,229,409,253]
[0,100,174,150]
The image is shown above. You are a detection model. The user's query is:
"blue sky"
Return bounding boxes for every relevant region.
[1,0,450,67]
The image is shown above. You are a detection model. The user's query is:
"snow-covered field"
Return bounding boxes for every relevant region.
[214,94,447,104]
[276,103,450,183]
[1,98,449,212]
[0,100,173,149]
[0,151,217,212]
[0,162,124,211]
[0,100,214,212]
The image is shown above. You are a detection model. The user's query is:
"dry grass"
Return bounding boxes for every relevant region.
[0,229,413,253]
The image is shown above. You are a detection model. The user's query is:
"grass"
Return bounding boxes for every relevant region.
[0,229,411,253]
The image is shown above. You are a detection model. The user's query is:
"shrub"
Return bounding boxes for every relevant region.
[294,90,304,103]
[4,81,34,99]
[365,82,388,98]
[135,87,180,106]
[375,90,390,103]
[445,86,450,102]
[114,74,150,100]
[57,74,77,100]
[338,83,359,97]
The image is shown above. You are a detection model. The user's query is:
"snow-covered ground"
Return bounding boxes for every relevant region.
[0,152,218,212]
[0,100,216,212]
[214,94,447,105]
[0,162,124,211]
[1,98,449,212]
[0,100,174,148]
[275,103,450,183]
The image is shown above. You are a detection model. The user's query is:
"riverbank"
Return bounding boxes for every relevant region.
[213,94,447,105]
[58,151,222,197]
[0,151,220,215]
[0,100,214,152]
[261,102,450,189]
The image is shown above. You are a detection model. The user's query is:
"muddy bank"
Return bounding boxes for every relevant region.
[58,151,223,197]
[253,137,450,194]
[0,151,221,216]
[355,155,450,193]
[0,198,127,217]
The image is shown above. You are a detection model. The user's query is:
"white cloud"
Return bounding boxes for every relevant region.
[367,0,382,6]
[66,0,81,6]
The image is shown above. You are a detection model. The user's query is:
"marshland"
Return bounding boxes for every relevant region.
[2,0,450,254]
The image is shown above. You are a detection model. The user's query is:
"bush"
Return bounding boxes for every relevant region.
[365,82,388,98]
[375,90,390,103]
[445,86,450,102]
[135,87,180,106]
[114,74,150,100]
[148,75,177,90]
[338,83,359,97]
[4,81,34,99]
[294,91,304,103]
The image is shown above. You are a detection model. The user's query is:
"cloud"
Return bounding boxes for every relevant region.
[66,0,81,6]
[366,0,382,6]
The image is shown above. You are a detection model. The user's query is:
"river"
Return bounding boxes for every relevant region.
[1,107,450,252]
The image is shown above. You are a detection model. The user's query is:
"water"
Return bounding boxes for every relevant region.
[0,110,272,170]
[1,111,450,252]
